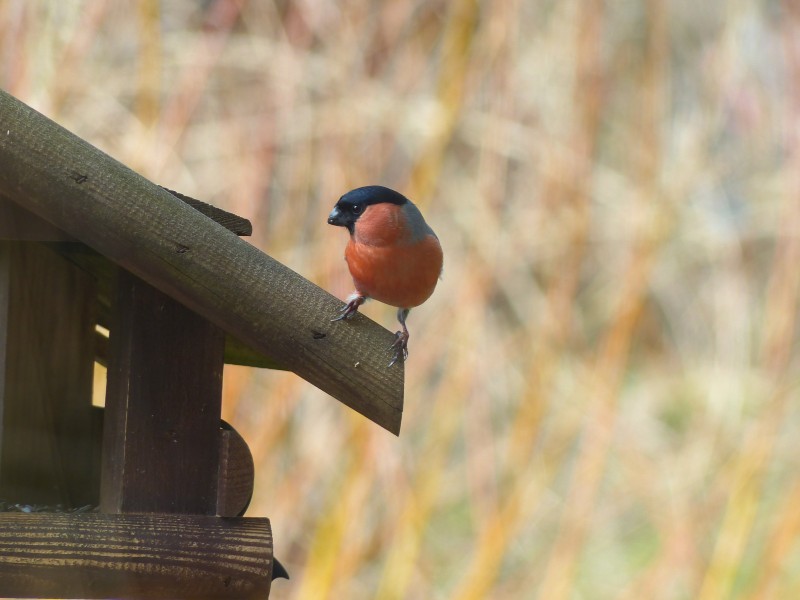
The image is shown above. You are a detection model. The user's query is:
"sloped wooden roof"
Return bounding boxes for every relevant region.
[0,90,403,434]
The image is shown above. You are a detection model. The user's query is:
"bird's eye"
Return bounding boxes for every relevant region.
[352,204,362,214]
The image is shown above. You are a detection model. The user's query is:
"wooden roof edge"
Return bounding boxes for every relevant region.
[2,189,251,240]
[0,89,403,435]
[159,187,252,237]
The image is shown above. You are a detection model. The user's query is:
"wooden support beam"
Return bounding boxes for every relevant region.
[101,270,225,515]
[0,242,97,506]
[0,513,272,599]
[0,89,403,434]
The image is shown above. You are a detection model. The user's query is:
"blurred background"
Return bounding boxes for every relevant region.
[4,0,800,598]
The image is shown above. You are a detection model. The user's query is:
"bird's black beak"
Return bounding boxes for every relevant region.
[327,206,346,227]
[328,206,355,234]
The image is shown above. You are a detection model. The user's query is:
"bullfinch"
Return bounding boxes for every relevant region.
[327,186,443,366]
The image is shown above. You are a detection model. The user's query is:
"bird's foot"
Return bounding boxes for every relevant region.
[331,295,365,322]
[388,330,409,367]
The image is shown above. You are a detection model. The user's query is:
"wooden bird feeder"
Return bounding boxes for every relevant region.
[0,90,403,599]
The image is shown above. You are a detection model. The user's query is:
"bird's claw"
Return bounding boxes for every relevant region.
[331,296,365,322]
[388,331,409,367]
[331,304,354,322]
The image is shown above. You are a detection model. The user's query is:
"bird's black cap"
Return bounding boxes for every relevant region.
[328,186,408,233]
[338,185,409,207]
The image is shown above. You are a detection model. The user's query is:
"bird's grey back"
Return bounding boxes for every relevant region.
[402,201,437,242]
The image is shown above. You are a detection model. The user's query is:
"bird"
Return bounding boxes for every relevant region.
[327,185,443,366]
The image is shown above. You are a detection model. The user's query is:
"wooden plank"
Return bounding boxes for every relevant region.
[217,422,255,518]
[1,190,250,241]
[0,242,97,506]
[0,512,272,599]
[86,407,255,518]
[0,89,403,434]
[0,195,74,241]
[160,187,252,237]
[101,270,225,515]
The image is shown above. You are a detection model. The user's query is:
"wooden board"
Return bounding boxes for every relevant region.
[0,195,75,241]
[0,90,403,434]
[0,190,251,241]
[101,271,225,515]
[217,422,255,518]
[0,512,272,599]
[159,187,252,237]
[0,242,97,506]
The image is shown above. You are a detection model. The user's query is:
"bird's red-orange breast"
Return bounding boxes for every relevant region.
[345,202,442,308]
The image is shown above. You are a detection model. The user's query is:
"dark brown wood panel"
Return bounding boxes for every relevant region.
[0,195,74,241]
[217,423,255,517]
[0,242,97,506]
[100,270,225,515]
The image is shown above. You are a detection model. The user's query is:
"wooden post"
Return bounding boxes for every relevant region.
[0,241,96,506]
[100,269,225,515]
[94,270,274,597]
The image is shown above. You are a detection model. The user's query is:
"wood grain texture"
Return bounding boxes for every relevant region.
[101,271,224,515]
[2,193,272,369]
[0,195,75,241]
[160,187,252,237]
[0,90,403,434]
[0,513,273,599]
[53,242,283,370]
[0,242,97,506]
[1,190,249,241]
[217,423,255,517]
